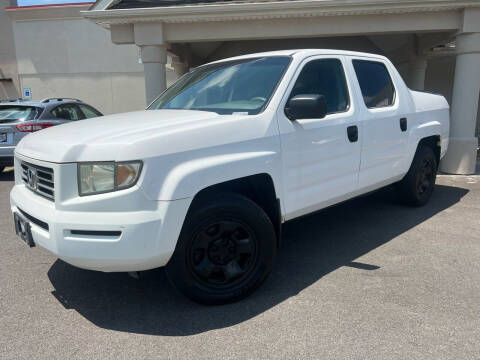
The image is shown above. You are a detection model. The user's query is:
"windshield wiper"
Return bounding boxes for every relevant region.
[156,107,220,115]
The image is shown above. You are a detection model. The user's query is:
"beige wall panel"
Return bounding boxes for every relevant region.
[12,19,143,75]
[11,15,152,113]
[424,56,479,144]
[425,56,455,104]
[110,73,146,112]
[0,0,20,98]
[18,72,145,115]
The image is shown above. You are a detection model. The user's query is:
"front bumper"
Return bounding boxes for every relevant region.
[10,155,192,272]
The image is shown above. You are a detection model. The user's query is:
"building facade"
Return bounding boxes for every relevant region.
[84,0,480,175]
[0,0,20,99]
[3,1,176,114]
[1,0,479,174]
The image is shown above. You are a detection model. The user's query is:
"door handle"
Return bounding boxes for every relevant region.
[400,117,407,132]
[347,125,358,142]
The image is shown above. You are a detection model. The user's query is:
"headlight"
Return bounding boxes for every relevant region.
[78,161,142,196]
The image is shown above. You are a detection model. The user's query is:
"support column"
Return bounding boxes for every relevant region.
[140,44,167,106]
[171,56,189,78]
[440,33,480,174]
[408,56,427,90]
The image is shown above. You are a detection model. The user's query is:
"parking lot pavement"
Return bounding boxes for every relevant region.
[1,166,479,360]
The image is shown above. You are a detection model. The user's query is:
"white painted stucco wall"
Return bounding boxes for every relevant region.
[425,56,455,105]
[0,0,20,99]
[10,14,176,114]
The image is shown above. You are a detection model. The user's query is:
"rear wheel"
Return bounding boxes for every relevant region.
[396,145,437,206]
[166,193,277,305]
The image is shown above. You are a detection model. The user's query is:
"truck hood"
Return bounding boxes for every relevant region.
[15,109,234,162]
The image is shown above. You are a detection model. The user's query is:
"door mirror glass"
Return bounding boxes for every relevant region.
[285,94,327,120]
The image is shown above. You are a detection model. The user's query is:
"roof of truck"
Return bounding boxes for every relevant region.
[209,49,388,64]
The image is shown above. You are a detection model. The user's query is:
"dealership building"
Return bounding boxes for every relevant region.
[0,0,479,174]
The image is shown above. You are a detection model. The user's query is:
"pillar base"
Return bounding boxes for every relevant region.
[439,137,479,174]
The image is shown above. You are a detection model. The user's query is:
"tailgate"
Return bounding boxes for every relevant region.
[0,125,16,146]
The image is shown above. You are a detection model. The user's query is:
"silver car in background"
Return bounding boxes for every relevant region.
[0,98,103,173]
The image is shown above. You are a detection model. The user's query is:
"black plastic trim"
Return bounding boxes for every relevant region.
[0,157,14,167]
[70,230,122,237]
[18,207,49,231]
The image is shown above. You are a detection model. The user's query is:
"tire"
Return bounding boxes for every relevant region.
[0,166,4,173]
[396,145,437,207]
[166,193,277,305]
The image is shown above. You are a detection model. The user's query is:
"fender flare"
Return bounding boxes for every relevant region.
[142,150,282,202]
[405,121,442,168]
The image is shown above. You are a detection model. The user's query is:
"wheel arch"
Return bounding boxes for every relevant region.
[406,118,443,171]
[187,173,282,245]
[417,135,441,166]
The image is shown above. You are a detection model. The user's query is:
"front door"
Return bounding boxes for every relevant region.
[277,56,362,220]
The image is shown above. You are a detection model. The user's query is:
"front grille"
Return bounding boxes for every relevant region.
[21,161,55,201]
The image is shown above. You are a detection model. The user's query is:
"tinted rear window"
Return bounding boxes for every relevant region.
[0,106,42,122]
[352,60,395,108]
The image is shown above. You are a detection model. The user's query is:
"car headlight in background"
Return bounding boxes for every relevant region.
[78,161,142,196]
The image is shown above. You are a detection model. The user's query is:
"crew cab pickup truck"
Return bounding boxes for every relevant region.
[10,50,449,304]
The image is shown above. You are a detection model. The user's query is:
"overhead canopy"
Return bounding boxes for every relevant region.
[108,0,258,9]
[83,0,480,46]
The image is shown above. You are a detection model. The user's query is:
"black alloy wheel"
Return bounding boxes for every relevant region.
[416,157,434,198]
[188,219,258,287]
[166,193,277,305]
[396,145,437,206]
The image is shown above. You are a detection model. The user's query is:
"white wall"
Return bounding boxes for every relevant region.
[12,16,155,114]
[425,56,455,104]
[425,55,480,139]
[0,0,20,99]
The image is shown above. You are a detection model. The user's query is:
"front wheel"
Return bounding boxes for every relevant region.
[396,145,437,206]
[166,193,277,305]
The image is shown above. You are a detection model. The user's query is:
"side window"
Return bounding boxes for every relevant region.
[51,104,84,121]
[352,60,395,108]
[79,104,102,119]
[289,58,349,115]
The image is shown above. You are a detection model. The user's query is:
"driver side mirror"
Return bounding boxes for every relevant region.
[285,94,327,121]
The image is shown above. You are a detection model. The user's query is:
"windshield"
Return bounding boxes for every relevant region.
[148,56,291,115]
[0,105,42,122]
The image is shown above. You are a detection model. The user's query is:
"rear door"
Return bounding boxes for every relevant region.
[349,57,410,190]
[277,55,362,220]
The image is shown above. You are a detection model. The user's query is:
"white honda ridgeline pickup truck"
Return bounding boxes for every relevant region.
[11,50,449,304]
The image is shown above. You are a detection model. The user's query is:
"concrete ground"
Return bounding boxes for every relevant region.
[0,165,479,359]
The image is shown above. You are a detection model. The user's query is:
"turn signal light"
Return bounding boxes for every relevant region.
[16,123,54,133]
